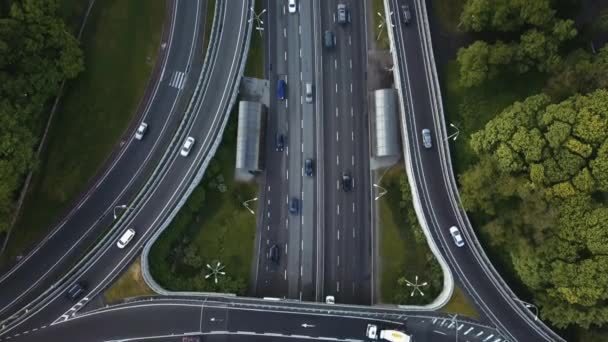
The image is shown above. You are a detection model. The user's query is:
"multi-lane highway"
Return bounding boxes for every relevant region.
[3,298,504,342]
[255,0,318,302]
[0,0,205,322]
[319,0,372,306]
[387,0,562,341]
[0,0,252,336]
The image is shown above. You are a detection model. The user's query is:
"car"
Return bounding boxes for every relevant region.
[288,0,297,13]
[269,244,280,263]
[180,136,195,157]
[323,31,336,49]
[366,324,379,339]
[275,133,285,152]
[421,128,432,148]
[289,197,299,215]
[305,158,313,176]
[401,4,412,24]
[449,226,465,247]
[135,122,148,140]
[342,172,352,191]
[305,82,313,103]
[277,79,286,100]
[65,281,87,301]
[325,295,335,304]
[117,228,136,249]
[337,3,350,24]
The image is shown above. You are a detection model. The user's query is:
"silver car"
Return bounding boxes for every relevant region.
[180,136,195,157]
[449,226,465,247]
[135,122,148,140]
[422,128,432,148]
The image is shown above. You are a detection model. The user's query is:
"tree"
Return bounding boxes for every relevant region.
[457,41,490,87]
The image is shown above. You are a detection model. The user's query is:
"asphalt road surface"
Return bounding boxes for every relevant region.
[2,299,503,342]
[0,0,205,322]
[0,0,252,336]
[388,0,558,340]
[255,0,318,302]
[319,0,372,305]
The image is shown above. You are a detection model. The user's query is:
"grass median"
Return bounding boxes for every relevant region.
[378,165,443,305]
[371,0,390,50]
[104,259,154,304]
[3,0,166,266]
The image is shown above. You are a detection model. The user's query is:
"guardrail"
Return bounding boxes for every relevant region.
[382,0,454,311]
[0,0,232,335]
[140,0,255,297]
[407,0,564,341]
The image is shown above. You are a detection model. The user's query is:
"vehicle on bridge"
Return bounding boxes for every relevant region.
[366,324,411,342]
[337,3,350,24]
[277,79,287,100]
[323,31,336,48]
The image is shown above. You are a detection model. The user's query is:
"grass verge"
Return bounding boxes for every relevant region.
[441,286,480,320]
[371,0,390,50]
[148,108,257,294]
[244,0,264,78]
[3,0,166,266]
[378,165,443,305]
[104,259,154,304]
[202,0,216,64]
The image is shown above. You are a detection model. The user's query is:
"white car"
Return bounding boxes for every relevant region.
[449,226,465,247]
[366,324,378,339]
[117,228,136,249]
[180,136,195,157]
[288,0,297,13]
[325,295,335,304]
[135,122,148,140]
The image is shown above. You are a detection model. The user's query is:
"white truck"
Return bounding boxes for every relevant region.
[366,324,411,342]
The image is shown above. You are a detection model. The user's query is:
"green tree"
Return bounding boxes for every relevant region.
[457,41,490,87]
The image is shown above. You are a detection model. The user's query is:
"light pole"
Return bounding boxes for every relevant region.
[513,297,539,321]
[113,204,132,219]
[403,275,428,297]
[376,11,394,41]
[446,123,460,141]
[249,7,266,36]
[373,184,387,201]
[205,261,226,284]
[242,197,258,215]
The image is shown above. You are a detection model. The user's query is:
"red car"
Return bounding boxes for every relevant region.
[182,337,201,342]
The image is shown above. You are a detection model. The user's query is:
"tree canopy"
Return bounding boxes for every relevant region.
[461,89,608,328]
[0,0,83,233]
[457,0,576,87]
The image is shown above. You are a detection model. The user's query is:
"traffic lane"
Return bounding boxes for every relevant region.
[393,1,547,340]
[0,0,202,319]
[4,0,250,333]
[7,303,202,342]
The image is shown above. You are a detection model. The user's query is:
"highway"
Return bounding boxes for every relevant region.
[0,0,205,322]
[254,0,318,301]
[319,0,372,305]
[0,0,252,336]
[387,0,561,341]
[2,298,504,342]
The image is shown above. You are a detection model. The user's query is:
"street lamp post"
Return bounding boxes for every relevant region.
[376,11,394,41]
[372,184,387,201]
[446,123,460,141]
[113,204,132,219]
[513,297,539,321]
[249,7,266,36]
[242,197,258,215]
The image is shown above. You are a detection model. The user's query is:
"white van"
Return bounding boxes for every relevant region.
[117,228,136,249]
[305,83,313,103]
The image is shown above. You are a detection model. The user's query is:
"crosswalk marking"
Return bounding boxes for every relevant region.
[169,71,186,89]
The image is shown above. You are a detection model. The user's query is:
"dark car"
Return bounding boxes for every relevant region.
[401,4,412,24]
[275,133,285,152]
[305,158,314,176]
[342,173,352,191]
[289,197,299,215]
[65,281,87,301]
[323,31,336,48]
[269,244,280,263]
[277,79,286,100]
